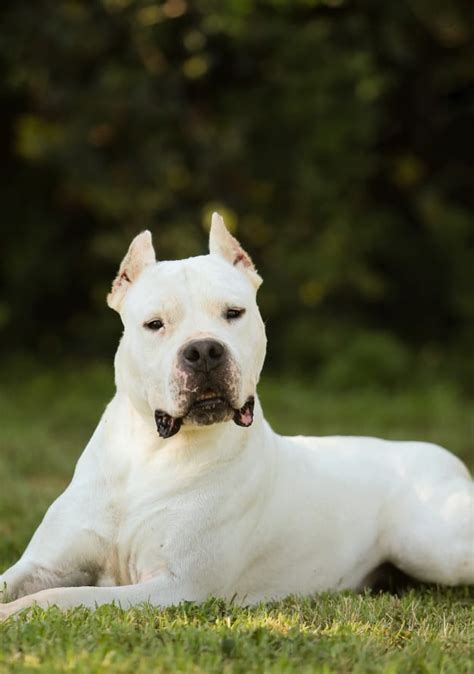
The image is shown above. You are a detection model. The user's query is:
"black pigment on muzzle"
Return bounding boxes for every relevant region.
[233,396,255,427]
[154,411,182,439]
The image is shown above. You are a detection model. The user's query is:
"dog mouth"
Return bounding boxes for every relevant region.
[154,393,255,439]
[190,389,227,410]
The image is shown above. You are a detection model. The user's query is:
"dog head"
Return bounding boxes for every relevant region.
[108,214,266,437]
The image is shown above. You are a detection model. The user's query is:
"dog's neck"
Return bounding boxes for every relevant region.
[105,390,266,467]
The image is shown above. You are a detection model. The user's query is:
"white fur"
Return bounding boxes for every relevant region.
[1,215,472,619]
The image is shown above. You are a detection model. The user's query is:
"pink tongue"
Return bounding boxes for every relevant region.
[238,407,254,426]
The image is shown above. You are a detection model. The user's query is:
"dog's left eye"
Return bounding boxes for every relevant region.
[226,308,245,321]
[145,319,164,331]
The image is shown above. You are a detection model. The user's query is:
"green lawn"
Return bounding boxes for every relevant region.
[0,363,473,674]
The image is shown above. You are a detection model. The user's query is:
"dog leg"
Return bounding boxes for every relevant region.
[0,576,199,620]
[1,480,114,601]
[387,471,474,585]
[0,558,99,603]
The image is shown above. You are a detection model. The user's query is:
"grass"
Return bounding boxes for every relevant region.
[0,361,473,673]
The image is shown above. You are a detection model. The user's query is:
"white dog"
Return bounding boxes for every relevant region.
[1,214,472,619]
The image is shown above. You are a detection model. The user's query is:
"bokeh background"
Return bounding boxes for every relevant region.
[1,0,473,390]
[0,0,473,575]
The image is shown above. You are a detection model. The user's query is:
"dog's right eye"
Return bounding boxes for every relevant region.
[144,319,164,331]
[226,308,246,321]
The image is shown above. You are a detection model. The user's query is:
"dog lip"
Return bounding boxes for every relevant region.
[233,396,255,427]
[189,396,227,410]
[195,389,221,402]
[157,394,254,431]
[154,410,182,438]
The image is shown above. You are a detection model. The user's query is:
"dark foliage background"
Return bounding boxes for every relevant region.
[0,0,473,391]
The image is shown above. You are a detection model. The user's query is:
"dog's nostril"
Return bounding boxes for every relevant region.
[184,346,201,363]
[209,343,224,361]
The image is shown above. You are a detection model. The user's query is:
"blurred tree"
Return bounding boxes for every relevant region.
[0,0,473,389]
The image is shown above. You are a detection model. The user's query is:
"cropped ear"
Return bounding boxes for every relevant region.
[209,212,262,289]
[107,231,156,312]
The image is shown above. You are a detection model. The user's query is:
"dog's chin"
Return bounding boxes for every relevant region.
[184,397,234,427]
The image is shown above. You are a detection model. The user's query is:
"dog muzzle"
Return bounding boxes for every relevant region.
[154,396,255,439]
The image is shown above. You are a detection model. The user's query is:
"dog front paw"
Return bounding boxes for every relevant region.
[0,580,17,604]
[0,602,12,621]
[0,598,29,621]
[0,577,7,604]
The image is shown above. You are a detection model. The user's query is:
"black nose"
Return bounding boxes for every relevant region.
[182,339,225,372]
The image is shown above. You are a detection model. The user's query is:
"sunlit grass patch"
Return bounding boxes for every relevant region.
[1,591,472,674]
